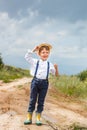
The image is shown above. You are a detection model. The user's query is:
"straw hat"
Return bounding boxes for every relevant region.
[38,43,52,50]
[33,43,52,55]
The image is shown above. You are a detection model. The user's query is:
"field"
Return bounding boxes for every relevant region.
[0,66,87,130]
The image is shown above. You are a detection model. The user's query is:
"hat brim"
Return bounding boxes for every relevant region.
[38,43,52,49]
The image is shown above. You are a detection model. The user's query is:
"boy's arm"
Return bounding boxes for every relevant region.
[25,49,34,64]
[25,46,38,64]
[54,64,59,77]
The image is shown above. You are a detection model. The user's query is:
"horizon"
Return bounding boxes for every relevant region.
[2,61,87,76]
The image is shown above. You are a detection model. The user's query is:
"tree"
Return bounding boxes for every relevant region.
[77,70,87,81]
[0,53,4,68]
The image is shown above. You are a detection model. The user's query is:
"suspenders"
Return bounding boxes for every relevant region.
[34,60,50,79]
[34,60,39,78]
[46,62,49,79]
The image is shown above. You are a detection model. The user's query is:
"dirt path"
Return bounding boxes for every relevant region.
[0,77,32,91]
[0,77,87,130]
[0,112,53,130]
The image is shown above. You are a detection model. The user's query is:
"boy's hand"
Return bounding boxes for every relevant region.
[54,64,58,69]
[32,46,39,52]
[54,64,59,77]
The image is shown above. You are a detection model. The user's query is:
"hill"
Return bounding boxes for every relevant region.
[0,65,30,83]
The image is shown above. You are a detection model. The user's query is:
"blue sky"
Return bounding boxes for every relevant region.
[0,0,87,75]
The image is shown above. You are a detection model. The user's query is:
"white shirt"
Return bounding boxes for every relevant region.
[25,50,55,79]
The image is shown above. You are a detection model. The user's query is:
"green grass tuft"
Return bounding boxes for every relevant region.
[0,65,30,83]
[50,75,87,99]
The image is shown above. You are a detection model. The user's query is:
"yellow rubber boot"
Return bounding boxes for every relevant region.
[24,112,32,125]
[36,113,42,126]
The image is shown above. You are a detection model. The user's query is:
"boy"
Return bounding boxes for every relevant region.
[24,43,58,125]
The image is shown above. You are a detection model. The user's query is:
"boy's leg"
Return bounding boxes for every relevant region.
[28,79,38,112]
[24,79,38,125]
[37,80,48,113]
[36,80,48,125]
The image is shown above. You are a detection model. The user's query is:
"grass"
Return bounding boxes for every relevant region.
[50,75,87,99]
[0,65,30,83]
[70,123,87,130]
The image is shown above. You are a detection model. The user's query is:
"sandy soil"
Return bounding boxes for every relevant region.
[0,77,87,130]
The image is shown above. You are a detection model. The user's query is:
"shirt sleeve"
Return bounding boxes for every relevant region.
[24,49,36,64]
[49,62,56,75]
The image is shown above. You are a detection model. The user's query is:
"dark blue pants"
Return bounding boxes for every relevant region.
[28,77,49,113]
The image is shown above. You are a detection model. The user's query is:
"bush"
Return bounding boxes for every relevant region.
[0,53,4,69]
[77,70,87,81]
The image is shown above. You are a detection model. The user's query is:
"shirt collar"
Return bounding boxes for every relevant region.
[39,59,47,62]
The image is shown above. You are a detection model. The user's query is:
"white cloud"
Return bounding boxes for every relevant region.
[55,46,87,58]
[0,12,87,48]
[0,10,87,73]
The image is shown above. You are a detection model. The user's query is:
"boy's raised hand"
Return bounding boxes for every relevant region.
[32,46,39,52]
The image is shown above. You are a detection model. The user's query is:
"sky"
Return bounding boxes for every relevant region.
[0,0,87,75]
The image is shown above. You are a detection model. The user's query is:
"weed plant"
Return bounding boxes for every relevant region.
[50,75,87,99]
[0,65,30,82]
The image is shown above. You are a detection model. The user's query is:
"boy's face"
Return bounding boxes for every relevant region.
[39,48,50,61]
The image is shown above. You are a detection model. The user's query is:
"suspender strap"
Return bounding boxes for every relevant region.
[34,60,39,78]
[46,61,50,79]
[34,60,50,79]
